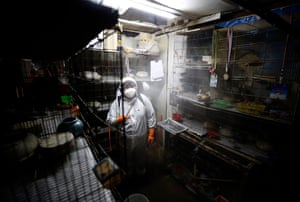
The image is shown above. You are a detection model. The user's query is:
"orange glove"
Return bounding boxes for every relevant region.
[147,128,155,144]
[117,115,128,123]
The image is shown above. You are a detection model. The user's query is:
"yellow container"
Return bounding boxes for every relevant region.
[236,102,266,115]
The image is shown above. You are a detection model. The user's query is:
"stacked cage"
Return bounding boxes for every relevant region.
[0,48,123,201]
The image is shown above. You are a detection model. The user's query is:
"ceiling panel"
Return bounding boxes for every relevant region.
[119,0,242,33]
[1,0,298,59]
[119,0,300,36]
[154,0,241,18]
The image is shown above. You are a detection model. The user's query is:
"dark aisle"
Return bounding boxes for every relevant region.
[118,172,201,202]
[117,164,202,202]
[109,140,205,202]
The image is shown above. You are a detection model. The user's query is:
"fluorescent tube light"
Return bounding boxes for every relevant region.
[90,0,178,19]
[119,18,160,28]
[128,0,177,19]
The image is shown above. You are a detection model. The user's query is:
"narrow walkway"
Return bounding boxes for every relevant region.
[117,164,203,202]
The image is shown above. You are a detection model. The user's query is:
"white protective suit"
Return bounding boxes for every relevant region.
[106,77,156,176]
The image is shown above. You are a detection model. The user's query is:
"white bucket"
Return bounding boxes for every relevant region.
[124,193,149,202]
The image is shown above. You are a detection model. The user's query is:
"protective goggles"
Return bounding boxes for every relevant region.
[123,82,136,89]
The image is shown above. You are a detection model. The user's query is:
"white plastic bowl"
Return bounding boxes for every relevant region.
[124,193,149,202]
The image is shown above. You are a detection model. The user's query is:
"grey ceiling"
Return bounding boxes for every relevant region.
[0,0,299,59]
[118,0,300,37]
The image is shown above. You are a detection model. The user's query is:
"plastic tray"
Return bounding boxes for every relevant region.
[93,157,121,188]
[158,118,188,135]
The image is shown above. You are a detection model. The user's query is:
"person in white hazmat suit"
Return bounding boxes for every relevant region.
[106,76,156,177]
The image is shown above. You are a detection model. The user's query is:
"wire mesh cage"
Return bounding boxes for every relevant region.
[1,108,119,202]
[68,48,123,154]
[1,43,125,201]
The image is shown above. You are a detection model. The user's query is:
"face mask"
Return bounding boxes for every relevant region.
[124,88,136,98]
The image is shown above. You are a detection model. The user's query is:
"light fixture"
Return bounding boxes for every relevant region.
[128,0,178,19]
[90,0,178,19]
[118,18,160,29]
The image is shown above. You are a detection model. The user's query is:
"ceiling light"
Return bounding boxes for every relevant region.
[90,0,178,19]
[119,18,160,29]
[128,0,178,19]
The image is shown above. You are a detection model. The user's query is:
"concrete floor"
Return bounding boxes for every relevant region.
[112,143,206,202]
[118,166,201,202]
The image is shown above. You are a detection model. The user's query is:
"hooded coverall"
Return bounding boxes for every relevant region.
[106,77,156,176]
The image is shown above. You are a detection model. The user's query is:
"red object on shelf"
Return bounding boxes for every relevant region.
[172,113,182,122]
[207,130,218,138]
